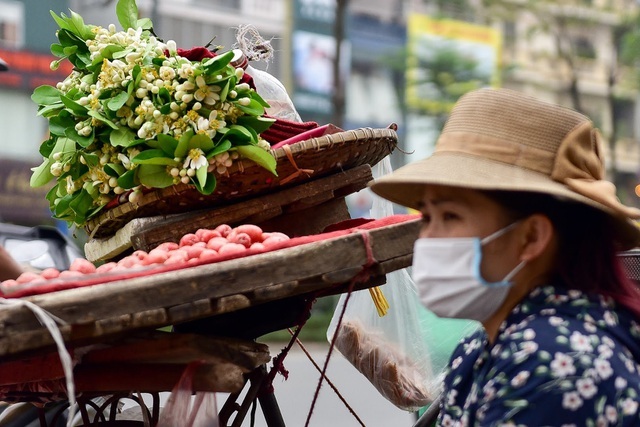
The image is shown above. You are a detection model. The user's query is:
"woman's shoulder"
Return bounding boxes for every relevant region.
[485,285,640,395]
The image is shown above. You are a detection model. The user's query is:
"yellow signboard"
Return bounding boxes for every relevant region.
[406,14,502,113]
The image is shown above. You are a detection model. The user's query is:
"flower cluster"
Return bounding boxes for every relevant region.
[30,0,276,227]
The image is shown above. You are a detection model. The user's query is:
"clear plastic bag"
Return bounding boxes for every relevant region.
[157,362,219,427]
[326,157,479,412]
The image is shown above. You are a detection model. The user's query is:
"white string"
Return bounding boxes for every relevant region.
[0,298,76,426]
[233,24,274,64]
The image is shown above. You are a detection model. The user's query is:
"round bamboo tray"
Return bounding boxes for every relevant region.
[85,127,398,238]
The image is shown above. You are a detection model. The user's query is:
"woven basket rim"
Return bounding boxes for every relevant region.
[85,127,397,237]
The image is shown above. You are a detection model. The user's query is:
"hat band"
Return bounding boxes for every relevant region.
[435,132,554,175]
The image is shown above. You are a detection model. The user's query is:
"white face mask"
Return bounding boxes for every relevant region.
[411,223,526,322]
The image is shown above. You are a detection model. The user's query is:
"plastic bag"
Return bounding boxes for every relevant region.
[327,157,479,411]
[157,362,219,427]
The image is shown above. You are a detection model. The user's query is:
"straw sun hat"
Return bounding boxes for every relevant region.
[369,87,640,249]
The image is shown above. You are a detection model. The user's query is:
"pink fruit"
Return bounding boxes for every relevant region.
[214,224,232,237]
[206,237,228,251]
[250,242,265,251]
[179,233,199,247]
[166,249,189,263]
[69,258,97,274]
[58,270,83,279]
[195,229,220,242]
[16,271,42,284]
[199,248,219,262]
[234,224,263,242]
[263,235,290,247]
[262,231,290,241]
[1,279,18,287]
[117,256,138,269]
[156,242,179,251]
[40,268,61,280]
[96,262,117,273]
[218,242,247,256]
[230,232,252,248]
[146,248,169,264]
[184,245,204,259]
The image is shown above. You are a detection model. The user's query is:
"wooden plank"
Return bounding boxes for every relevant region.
[85,165,372,261]
[81,332,270,368]
[72,362,247,393]
[0,218,419,358]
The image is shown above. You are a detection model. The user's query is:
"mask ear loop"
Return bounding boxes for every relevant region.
[502,260,527,283]
[479,221,527,287]
[480,221,520,245]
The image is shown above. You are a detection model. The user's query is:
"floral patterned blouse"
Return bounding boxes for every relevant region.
[438,285,640,426]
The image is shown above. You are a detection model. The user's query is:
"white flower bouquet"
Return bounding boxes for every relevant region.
[30,0,277,228]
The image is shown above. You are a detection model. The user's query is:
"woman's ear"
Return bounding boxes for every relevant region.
[519,214,556,261]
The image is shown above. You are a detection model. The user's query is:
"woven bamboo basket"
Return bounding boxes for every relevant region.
[84,127,398,238]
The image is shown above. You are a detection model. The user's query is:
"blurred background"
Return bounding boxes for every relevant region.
[3,0,640,239]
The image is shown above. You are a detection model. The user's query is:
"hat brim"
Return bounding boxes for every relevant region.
[369,152,640,249]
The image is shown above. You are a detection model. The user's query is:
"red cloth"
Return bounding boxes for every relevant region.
[260,116,319,144]
[176,47,216,60]
[1,215,419,299]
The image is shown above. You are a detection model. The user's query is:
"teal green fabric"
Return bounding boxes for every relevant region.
[415,304,479,418]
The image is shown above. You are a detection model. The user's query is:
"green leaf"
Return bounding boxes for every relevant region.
[32,85,62,105]
[54,194,73,218]
[69,189,95,222]
[30,159,54,188]
[110,126,137,147]
[136,17,153,30]
[196,164,208,188]
[175,129,194,158]
[137,164,174,188]
[157,134,178,157]
[88,109,118,129]
[201,50,234,75]
[49,112,76,136]
[104,163,126,177]
[37,103,64,117]
[131,149,178,166]
[189,133,214,151]
[93,44,125,64]
[235,145,277,175]
[116,0,140,30]
[69,10,95,40]
[193,169,216,195]
[82,152,100,167]
[61,95,88,115]
[249,90,270,108]
[51,43,65,58]
[206,141,232,159]
[220,125,253,144]
[39,138,57,158]
[220,80,231,102]
[63,45,78,56]
[234,98,265,116]
[117,169,138,189]
[235,116,275,135]
[65,126,94,148]
[106,91,130,111]
[53,137,77,159]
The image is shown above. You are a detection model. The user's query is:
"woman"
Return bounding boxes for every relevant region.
[370,88,640,425]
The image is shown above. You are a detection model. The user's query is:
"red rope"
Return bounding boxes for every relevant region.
[288,329,366,426]
[259,298,315,395]
[304,230,376,427]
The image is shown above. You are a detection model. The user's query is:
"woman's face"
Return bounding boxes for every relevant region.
[417,185,522,282]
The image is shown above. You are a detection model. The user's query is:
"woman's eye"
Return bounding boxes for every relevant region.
[420,213,431,224]
[443,212,458,221]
